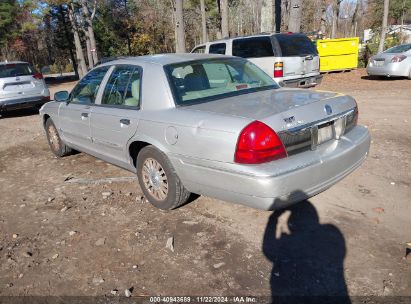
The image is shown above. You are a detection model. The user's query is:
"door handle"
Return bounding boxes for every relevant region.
[305,55,313,60]
[120,119,130,126]
[81,113,89,120]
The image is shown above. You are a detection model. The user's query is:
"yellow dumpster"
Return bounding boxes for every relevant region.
[316,37,359,72]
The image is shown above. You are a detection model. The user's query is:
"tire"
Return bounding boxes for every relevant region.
[408,70,411,80]
[45,118,72,157]
[136,145,190,210]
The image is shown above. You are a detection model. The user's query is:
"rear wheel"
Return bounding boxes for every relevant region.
[136,146,190,210]
[408,69,411,80]
[45,118,72,157]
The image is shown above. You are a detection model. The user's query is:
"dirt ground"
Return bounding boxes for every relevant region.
[0,69,410,299]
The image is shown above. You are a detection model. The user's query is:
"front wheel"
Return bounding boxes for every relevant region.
[136,146,190,210]
[45,118,72,157]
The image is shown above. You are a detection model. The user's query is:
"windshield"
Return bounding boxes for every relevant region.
[164,58,279,106]
[0,63,33,78]
[276,34,318,57]
[383,44,411,54]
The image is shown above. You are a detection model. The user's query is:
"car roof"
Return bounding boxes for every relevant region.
[98,53,234,67]
[200,32,304,45]
[0,61,29,66]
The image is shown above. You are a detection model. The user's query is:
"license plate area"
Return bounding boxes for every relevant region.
[374,60,385,67]
[317,121,334,144]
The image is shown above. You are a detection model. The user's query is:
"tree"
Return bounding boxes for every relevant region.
[261,0,274,33]
[200,0,208,43]
[175,0,185,53]
[288,0,303,32]
[68,2,87,78]
[331,0,343,38]
[378,0,390,53]
[220,0,229,37]
[80,0,98,67]
[0,0,18,59]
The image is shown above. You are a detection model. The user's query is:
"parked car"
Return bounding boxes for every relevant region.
[367,43,411,79]
[0,61,50,113]
[40,54,370,210]
[191,33,322,88]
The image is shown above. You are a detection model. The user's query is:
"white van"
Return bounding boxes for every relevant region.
[191,33,322,88]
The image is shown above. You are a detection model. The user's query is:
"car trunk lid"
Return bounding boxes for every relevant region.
[186,88,358,154]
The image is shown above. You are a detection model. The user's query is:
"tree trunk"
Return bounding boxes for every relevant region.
[288,0,302,33]
[320,3,327,36]
[331,4,337,38]
[59,5,78,79]
[69,3,87,78]
[85,36,93,70]
[175,0,185,53]
[80,0,98,65]
[200,0,208,43]
[378,0,390,53]
[275,0,281,32]
[221,0,229,38]
[351,0,360,37]
[261,0,274,33]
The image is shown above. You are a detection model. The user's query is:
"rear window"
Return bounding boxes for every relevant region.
[275,34,318,57]
[164,57,278,106]
[232,37,274,58]
[383,44,411,53]
[209,43,226,55]
[0,63,33,78]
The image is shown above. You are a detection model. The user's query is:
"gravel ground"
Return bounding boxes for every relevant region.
[0,69,410,299]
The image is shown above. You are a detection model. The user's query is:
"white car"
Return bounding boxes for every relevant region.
[191,33,322,88]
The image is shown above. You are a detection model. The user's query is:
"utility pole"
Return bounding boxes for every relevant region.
[175,0,185,53]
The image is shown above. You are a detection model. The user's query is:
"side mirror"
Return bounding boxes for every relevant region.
[54,91,70,102]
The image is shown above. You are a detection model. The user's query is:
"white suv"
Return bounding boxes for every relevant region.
[191,33,322,88]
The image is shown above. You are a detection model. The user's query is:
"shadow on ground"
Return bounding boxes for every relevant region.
[263,193,351,303]
[0,108,40,119]
[360,75,408,81]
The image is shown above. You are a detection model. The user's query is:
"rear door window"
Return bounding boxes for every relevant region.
[209,43,226,55]
[275,34,318,57]
[102,65,141,108]
[0,63,33,78]
[232,37,274,58]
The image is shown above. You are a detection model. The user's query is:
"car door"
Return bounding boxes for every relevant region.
[58,66,110,149]
[90,65,142,167]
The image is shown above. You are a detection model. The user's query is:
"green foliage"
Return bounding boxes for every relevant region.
[0,0,18,48]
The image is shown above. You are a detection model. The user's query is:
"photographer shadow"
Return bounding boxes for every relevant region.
[263,192,351,304]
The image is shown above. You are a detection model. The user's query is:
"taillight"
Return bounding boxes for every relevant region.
[235,121,287,164]
[33,73,43,79]
[274,62,283,78]
[391,55,407,62]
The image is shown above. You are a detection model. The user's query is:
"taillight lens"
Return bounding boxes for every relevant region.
[235,121,287,164]
[33,73,43,79]
[391,55,406,63]
[274,62,283,78]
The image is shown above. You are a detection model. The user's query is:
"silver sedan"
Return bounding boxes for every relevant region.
[367,43,411,79]
[40,54,370,210]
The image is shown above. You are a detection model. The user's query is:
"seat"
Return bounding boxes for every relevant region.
[184,65,210,92]
[124,79,140,107]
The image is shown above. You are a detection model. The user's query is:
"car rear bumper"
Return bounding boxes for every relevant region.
[0,95,50,112]
[171,125,370,210]
[367,63,410,77]
[279,74,323,88]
